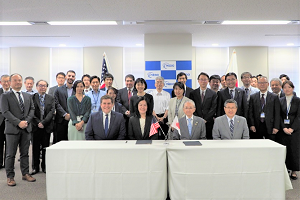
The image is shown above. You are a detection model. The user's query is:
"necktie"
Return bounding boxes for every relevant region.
[40,95,45,119]
[245,88,249,96]
[201,91,204,102]
[105,114,109,136]
[187,118,192,137]
[260,94,265,122]
[230,119,234,137]
[128,89,132,104]
[230,90,234,99]
[17,92,24,113]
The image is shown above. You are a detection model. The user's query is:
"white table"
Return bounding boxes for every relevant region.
[167,140,293,200]
[46,141,167,200]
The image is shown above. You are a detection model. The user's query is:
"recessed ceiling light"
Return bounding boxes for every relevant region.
[136,44,143,46]
[59,44,66,47]
[212,43,219,46]
[287,43,294,46]
[222,20,291,25]
[0,22,31,25]
[48,21,117,25]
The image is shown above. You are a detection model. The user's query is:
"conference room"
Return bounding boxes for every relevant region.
[0,0,299,199]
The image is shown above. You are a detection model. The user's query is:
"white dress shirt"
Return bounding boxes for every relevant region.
[149,89,170,114]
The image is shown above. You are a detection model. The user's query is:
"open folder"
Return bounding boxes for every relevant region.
[136,140,152,145]
[183,141,202,146]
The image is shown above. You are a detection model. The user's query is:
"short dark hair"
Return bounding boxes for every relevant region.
[209,75,221,82]
[134,96,151,117]
[66,70,76,75]
[241,72,252,79]
[282,80,294,89]
[103,73,114,81]
[107,86,118,96]
[197,72,209,80]
[256,74,263,78]
[36,80,49,87]
[177,72,187,80]
[173,82,185,94]
[251,76,258,80]
[10,73,22,81]
[224,99,238,109]
[134,78,147,90]
[100,95,113,104]
[125,74,135,81]
[56,72,65,78]
[90,76,100,83]
[81,74,90,81]
[25,76,34,82]
[279,74,290,81]
[225,72,237,80]
[72,80,85,93]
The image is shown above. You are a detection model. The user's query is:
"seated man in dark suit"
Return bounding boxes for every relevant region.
[213,99,249,140]
[171,72,193,98]
[85,95,126,140]
[173,100,206,140]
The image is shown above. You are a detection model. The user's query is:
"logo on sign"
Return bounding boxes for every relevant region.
[147,72,160,79]
[162,62,175,69]
[164,81,174,87]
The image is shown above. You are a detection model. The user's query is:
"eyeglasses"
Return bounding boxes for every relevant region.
[242,76,251,79]
[198,79,208,82]
[38,85,47,88]
[257,82,268,85]
[225,107,237,110]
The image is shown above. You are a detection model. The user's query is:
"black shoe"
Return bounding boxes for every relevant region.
[30,169,39,175]
[291,172,298,180]
[0,165,4,169]
[42,168,46,173]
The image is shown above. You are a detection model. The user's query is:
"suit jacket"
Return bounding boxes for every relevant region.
[240,85,259,101]
[32,93,55,133]
[173,115,206,140]
[168,96,190,126]
[249,91,280,134]
[128,115,159,140]
[279,96,300,131]
[54,84,75,123]
[0,91,35,134]
[116,87,138,113]
[217,87,248,118]
[213,115,249,140]
[48,85,58,97]
[189,88,217,122]
[171,86,193,98]
[85,111,126,140]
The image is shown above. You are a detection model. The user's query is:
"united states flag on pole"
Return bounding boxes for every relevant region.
[100,53,108,89]
[149,117,160,137]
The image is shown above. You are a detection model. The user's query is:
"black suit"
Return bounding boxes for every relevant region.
[190,88,217,139]
[32,93,55,171]
[248,91,280,140]
[0,88,10,166]
[116,87,137,112]
[171,86,193,98]
[54,84,75,142]
[48,85,58,97]
[128,115,158,140]
[217,87,248,118]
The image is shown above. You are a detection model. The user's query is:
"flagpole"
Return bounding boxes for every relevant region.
[103,52,119,89]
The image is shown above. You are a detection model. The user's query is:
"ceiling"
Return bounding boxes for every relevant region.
[0,0,299,47]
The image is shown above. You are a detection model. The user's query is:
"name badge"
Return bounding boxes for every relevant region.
[284,119,290,124]
[260,112,265,118]
[77,116,82,121]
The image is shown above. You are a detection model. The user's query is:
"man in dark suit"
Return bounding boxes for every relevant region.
[48,72,65,97]
[190,72,217,139]
[171,72,193,98]
[100,73,114,93]
[85,95,126,140]
[30,80,55,175]
[217,72,248,118]
[249,76,280,140]
[54,70,75,143]
[270,78,296,98]
[0,75,11,169]
[1,73,36,186]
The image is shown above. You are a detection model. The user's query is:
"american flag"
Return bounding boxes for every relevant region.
[149,117,160,137]
[100,53,108,89]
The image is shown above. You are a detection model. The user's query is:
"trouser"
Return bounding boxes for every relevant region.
[0,121,6,166]
[54,120,69,143]
[32,128,51,170]
[156,113,169,140]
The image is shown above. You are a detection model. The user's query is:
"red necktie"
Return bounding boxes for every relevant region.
[128,89,132,104]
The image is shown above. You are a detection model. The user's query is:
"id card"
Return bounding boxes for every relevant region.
[284,119,290,124]
[260,112,265,118]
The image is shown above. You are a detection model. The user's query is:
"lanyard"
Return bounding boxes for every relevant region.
[286,96,293,119]
[175,98,183,116]
[92,90,100,106]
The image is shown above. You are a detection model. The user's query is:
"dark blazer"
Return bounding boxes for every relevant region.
[0,88,12,125]
[48,85,58,97]
[129,93,154,117]
[32,93,55,133]
[171,86,193,98]
[0,91,35,134]
[217,87,248,118]
[249,91,280,134]
[190,88,217,122]
[99,102,125,115]
[128,115,159,140]
[85,111,126,140]
[116,87,138,113]
[279,96,300,131]
[54,84,75,123]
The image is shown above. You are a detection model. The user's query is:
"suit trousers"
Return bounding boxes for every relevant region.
[5,129,31,178]
[32,128,51,170]
[0,121,6,166]
[54,119,69,143]
[157,113,169,140]
[205,121,214,140]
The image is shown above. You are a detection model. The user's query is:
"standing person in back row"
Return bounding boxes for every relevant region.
[171,72,193,98]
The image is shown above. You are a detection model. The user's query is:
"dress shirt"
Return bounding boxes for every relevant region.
[67,87,73,97]
[286,95,293,108]
[84,87,92,94]
[228,87,236,99]
[102,111,111,130]
[139,118,146,136]
[185,115,194,124]
[3,88,10,93]
[86,89,106,113]
[22,90,37,95]
[149,89,170,114]
[226,115,235,128]
[12,89,24,104]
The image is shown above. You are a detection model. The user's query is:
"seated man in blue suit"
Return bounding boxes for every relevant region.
[173,100,206,140]
[213,99,249,140]
[85,95,126,140]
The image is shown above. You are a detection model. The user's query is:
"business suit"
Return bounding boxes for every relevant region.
[0,88,10,167]
[173,115,206,140]
[213,115,249,140]
[85,111,126,140]
[171,85,193,98]
[48,85,58,97]
[128,115,159,140]
[31,93,55,172]
[240,85,259,101]
[54,84,75,142]
[248,91,280,140]
[217,87,248,118]
[116,87,138,112]
[0,91,34,178]
[190,88,217,139]
[99,102,125,115]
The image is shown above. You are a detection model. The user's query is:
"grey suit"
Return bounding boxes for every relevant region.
[213,115,249,140]
[0,91,35,178]
[0,88,10,166]
[173,115,206,140]
[48,85,58,97]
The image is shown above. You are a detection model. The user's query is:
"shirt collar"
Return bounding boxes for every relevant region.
[226,115,235,121]
[186,115,194,121]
